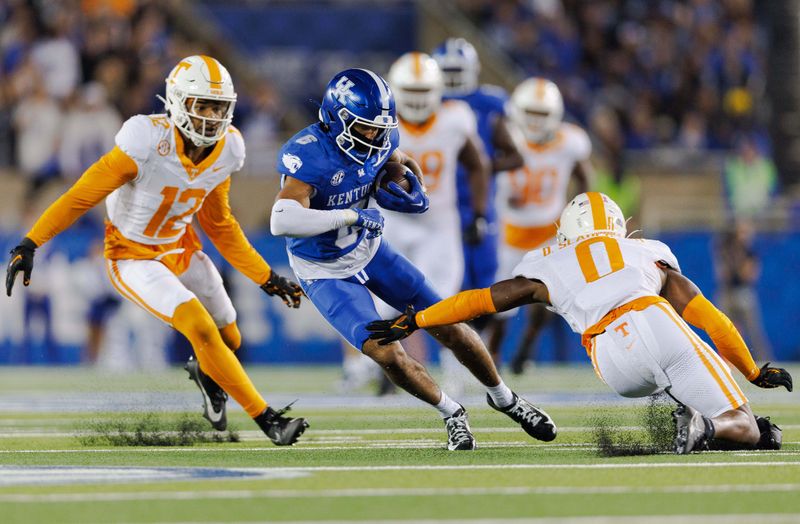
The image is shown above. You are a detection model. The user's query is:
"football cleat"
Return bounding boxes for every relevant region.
[254,403,309,446]
[487,392,557,442]
[755,415,782,450]
[185,356,228,431]
[673,404,714,454]
[444,406,476,450]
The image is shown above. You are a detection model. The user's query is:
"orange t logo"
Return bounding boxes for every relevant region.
[614,322,630,337]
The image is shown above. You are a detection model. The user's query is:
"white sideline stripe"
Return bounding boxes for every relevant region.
[4,424,800,435]
[165,516,800,524]
[1,483,798,503]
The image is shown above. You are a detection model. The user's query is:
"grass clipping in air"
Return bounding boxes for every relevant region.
[76,413,240,446]
[591,394,675,456]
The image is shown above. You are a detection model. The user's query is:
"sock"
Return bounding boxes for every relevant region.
[174,299,267,418]
[487,380,514,408]
[435,391,462,418]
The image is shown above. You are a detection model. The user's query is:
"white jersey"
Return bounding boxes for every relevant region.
[383,100,477,236]
[496,122,590,230]
[512,235,680,334]
[106,114,245,245]
[379,100,477,299]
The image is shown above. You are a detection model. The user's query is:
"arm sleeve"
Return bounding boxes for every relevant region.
[270,198,356,238]
[682,294,760,380]
[415,288,496,328]
[196,177,272,285]
[26,146,137,246]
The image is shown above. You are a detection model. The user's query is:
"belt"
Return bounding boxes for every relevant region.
[581,295,668,357]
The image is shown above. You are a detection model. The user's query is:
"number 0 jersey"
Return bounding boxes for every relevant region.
[512,235,680,334]
[107,114,244,245]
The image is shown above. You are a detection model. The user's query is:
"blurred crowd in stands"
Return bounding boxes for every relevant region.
[0,0,284,204]
[458,0,767,152]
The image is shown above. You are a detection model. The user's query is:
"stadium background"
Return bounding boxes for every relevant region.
[0,0,798,368]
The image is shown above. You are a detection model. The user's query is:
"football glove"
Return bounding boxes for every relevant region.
[750,363,793,392]
[354,208,384,239]
[6,237,36,297]
[260,270,304,308]
[374,172,429,214]
[366,305,419,345]
[463,214,488,245]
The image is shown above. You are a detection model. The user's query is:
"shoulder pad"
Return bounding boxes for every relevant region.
[115,114,160,164]
[226,126,245,171]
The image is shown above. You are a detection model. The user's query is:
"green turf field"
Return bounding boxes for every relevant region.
[0,365,798,523]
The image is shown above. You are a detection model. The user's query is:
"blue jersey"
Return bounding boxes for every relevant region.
[444,85,509,226]
[276,123,399,262]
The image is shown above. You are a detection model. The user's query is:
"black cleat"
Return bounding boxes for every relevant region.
[254,403,309,446]
[487,392,557,442]
[185,356,228,431]
[444,406,476,450]
[755,415,782,450]
[673,404,714,454]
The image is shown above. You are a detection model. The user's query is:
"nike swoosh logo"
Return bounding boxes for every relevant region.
[212,165,226,172]
[274,209,284,213]
[411,202,424,207]
[198,387,224,422]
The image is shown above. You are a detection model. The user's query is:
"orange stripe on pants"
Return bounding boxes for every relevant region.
[106,260,173,324]
[655,303,742,411]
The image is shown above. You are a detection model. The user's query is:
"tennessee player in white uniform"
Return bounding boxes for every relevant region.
[5,55,308,446]
[380,52,489,391]
[368,192,792,453]
[490,78,591,369]
[383,52,488,299]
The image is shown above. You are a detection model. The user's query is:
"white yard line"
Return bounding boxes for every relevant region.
[0,483,798,503]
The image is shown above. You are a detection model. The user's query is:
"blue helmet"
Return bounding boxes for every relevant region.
[319,68,398,165]
[431,38,480,96]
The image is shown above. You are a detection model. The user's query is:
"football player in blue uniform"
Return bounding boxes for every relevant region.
[432,38,524,315]
[270,68,556,450]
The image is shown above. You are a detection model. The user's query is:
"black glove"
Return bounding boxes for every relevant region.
[463,214,488,245]
[260,270,304,308]
[6,237,36,297]
[750,363,793,392]
[366,305,419,345]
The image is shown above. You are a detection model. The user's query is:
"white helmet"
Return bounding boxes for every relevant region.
[557,192,626,243]
[387,52,443,124]
[161,55,237,147]
[510,77,564,143]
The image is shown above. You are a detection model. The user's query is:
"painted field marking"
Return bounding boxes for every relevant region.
[0,482,798,503]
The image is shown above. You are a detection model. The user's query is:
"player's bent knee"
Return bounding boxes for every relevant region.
[362,339,406,367]
[173,299,219,346]
[220,322,242,351]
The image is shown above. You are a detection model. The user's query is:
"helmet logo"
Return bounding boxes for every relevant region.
[330,170,345,186]
[332,76,356,105]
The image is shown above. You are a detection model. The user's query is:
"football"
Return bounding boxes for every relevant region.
[377,161,412,193]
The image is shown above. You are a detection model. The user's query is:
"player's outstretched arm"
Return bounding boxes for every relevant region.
[659,265,791,390]
[460,135,491,245]
[270,176,381,238]
[367,277,548,345]
[6,146,136,297]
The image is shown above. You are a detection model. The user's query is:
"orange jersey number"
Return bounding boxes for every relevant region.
[144,186,207,239]
[575,236,625,283]
[410,150,443,193]
[508,166,558,206]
